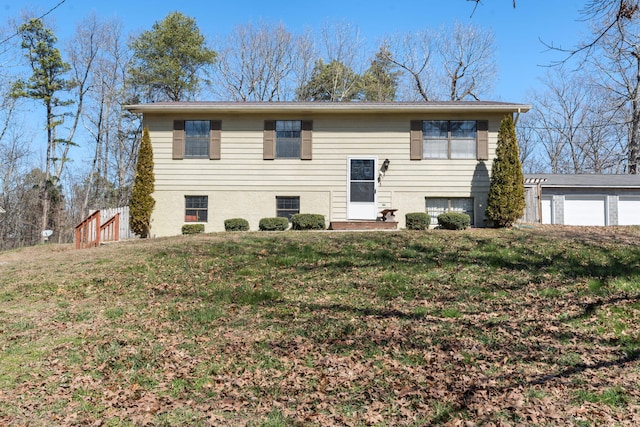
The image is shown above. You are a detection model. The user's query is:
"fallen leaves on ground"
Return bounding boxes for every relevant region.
[0,226,639,425]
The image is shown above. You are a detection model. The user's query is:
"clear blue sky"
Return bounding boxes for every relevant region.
[4,0,588,104]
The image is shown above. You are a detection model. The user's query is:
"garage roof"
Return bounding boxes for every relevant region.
[524,174,640,188]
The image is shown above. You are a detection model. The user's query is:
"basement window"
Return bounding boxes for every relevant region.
[185,196,208,222]
[426,197,474,226]
[276,196,300,220]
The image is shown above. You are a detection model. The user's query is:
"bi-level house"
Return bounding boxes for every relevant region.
[125,101,530,237]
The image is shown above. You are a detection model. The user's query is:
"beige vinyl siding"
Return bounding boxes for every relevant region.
[145,112,502,235]
[331,190,348,220]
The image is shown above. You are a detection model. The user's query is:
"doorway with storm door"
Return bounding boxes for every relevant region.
[347,157,378,220]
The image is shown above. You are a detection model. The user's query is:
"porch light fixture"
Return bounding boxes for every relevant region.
[381,158,390,173]
[378,159,390,183]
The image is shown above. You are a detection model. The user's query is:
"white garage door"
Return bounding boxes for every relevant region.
[618,196,640,225]
[564,196,606,226]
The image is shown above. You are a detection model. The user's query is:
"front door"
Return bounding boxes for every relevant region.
[348,157,377,220]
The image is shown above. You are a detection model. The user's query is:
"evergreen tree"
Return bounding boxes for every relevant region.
[130,128,155,238]
[11,18,75,242]
[485,115,525,227]
[129,12,216,102]
[361,46,400,101]
[296,59,361,101]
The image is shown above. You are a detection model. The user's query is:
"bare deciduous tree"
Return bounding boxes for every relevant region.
[69,15,134,213]
[381,30,435,101]
[318,20,364,72]
[0,124,35,249]
[383,23,497,101]
[213,21,296,101]
[436,22,497,101]
[292,29,318,99]
[515,114,542,173]
[523,68,628,174]
[534,1,640,173]
[585,5,640,173]
[467,0,517,16]
[578,85,628,173]
[535,69,590,173]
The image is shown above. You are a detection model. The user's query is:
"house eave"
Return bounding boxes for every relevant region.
[125,101,531,115]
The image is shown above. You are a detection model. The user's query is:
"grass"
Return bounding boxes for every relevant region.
[0,226,640,425]
[574,386,630,407]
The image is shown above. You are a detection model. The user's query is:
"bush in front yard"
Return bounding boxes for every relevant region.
[291,213,326,230]
[437,212,471,230]
[259,217,289,231]
[182,224,204,235]
[405,212,430,230]
[224,218,250,231]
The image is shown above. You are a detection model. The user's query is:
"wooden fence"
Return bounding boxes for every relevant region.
[100,207,135,240]
[75,207,134,249]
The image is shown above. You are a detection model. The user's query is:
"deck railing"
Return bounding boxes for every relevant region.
[75,210,122,249]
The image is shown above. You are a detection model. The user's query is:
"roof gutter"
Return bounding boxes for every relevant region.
[125,102,532,115]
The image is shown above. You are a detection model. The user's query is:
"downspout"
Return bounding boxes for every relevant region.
[514,108,522,125]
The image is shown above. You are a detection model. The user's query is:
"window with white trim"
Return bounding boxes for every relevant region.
[426,197,474,225]
[276,120,302,158]
[423,120,477,159]
[184,120,210,158]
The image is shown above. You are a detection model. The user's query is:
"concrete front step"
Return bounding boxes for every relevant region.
[328,221,398,231]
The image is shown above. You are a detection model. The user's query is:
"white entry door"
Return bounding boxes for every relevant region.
[541,196,553,224]
[348,157,377,220]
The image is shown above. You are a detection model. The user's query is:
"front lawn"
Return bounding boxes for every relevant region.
[1,226,639,425]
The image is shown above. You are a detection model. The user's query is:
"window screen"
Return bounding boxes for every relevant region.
[184,120,210,158]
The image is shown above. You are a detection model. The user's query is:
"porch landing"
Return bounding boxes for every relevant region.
[328,221,398,231]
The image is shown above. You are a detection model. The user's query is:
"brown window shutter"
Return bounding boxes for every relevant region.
[410,120,423,160]
[264,120,276,160]
[477,120,489,161]
[301,120,313,160]
[173,120,185,160]
[209,120,222,160]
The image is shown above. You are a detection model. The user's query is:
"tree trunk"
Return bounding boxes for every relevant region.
[42,103,54,243]
[629,51,640,174]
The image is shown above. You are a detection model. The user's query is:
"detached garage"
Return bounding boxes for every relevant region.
[522,174,640,226]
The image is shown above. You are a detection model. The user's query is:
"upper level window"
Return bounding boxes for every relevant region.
[173,120,221,160]
[264,120,312,160]
[276,120,302,158]
[423,120,477,159]
[411,119,487,161]
[185,120,210,158]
